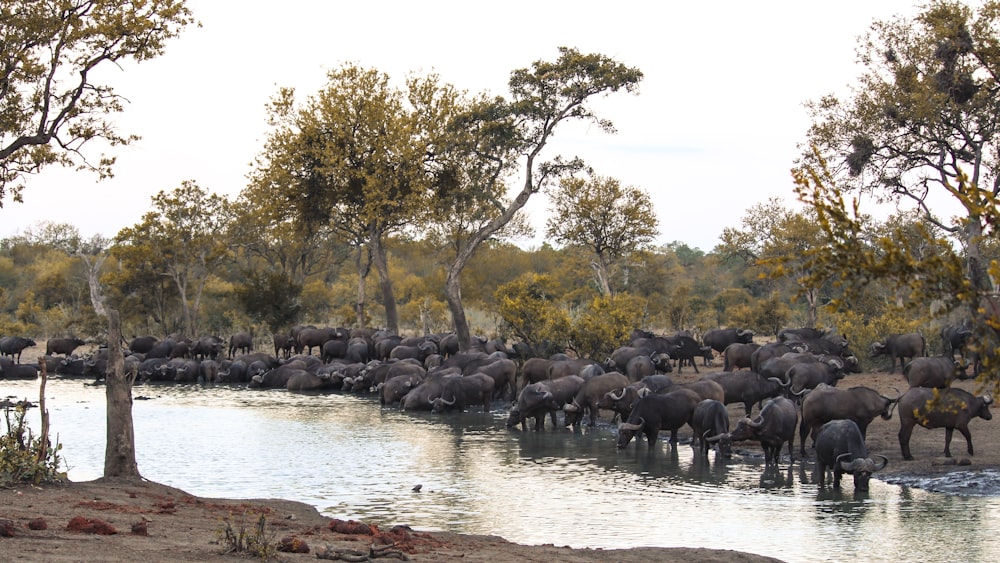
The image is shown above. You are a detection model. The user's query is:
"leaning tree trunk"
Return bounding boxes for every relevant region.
[103,308,141,480]
[445,268,471,351]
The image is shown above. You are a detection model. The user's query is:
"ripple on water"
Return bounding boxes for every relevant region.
[4,378,1000,563]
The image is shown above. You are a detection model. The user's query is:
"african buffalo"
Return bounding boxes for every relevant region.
[228,332,253,358]
[723,342,760,371]
[871,332,926,373]
[713,396,797,465]
[799,384,899,456]
[46,337,85,357]
[0,358,38,379]
[691,399,732,457]
[897,387,993,460]
[597,385,643,421]
[813,419,887,491]
[564,372,630,427]
[941,320,973,361]
[703,327,755,354]
[784,356,849,396]
[750,342,799,374]
[703,370,783,417]
[380,372,425,406]
[508,376,585,431]
[616,388,702,448]
[431,373,495,413]
[0,336,36,363]
[128,336,158,355]
[902,356,965,388]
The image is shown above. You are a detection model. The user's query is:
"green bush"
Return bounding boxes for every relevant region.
[0,401,66,486]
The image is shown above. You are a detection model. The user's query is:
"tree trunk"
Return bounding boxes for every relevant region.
[103,308,141,480]
[446,268,471,351]
[355,245,370,328]
[370,234,399,334]
[591,253,612,296]
[805,287,818,328]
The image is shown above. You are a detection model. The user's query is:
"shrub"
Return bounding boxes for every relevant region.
[0,400,66,486]
[215,510,277,560]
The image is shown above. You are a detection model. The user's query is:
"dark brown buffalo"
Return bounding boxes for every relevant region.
[564,372,630,427]
[228,332,253,358]
[870,332,926,374]
[703,370,783,417]
[723,342,759,371]
[0,336,37,363]
[902,356,965,388]
[46,337,85,357]
[799,385,898,456]
[897,387,993,460]
[616,388,702,448]
[702,327,754,354]
[691,399,731,457]
[508,375,585,431]
[813,419,887,491]
[710,397,797,465]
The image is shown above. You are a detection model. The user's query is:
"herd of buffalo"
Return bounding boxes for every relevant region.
[0,323,994,492]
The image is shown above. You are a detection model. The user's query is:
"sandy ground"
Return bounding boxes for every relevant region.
[1,364,996,562]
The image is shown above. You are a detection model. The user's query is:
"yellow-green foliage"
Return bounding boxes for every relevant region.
[299,279,337,324]
[494,273,571,348]
[828,308,925,371]
[570,294,646,359]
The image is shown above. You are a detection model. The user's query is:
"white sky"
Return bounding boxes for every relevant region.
[1,0,931,251]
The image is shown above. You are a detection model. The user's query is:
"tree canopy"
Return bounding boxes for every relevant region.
[0,0,195,203]
[545,173,659,296]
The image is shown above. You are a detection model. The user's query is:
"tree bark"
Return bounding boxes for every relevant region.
[370,233,399,334]
[355,245,371,328]
[446,268,470,350]
[103,308,141,480]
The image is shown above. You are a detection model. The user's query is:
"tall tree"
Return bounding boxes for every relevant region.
[801,1,1000,295]
[111,181,230,336]
[0,0,194,203]
[544,173,659,296]
[718,198,830,327]
[251,68,463,333]
[439,47,643,349]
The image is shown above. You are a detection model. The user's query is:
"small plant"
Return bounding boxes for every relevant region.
[215,509,277,560]
[0,397,66,486]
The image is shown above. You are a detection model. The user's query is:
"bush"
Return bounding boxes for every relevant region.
[0,400,66,486]
[215,510,277,560]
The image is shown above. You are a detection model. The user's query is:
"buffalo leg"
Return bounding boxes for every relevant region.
[943,427,955,457]
[899,424,915,460]
[959,426,975,456]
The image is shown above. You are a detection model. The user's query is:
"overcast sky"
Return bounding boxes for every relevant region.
[1,0,930,251]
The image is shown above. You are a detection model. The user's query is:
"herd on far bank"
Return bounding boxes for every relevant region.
[0,323,994,492]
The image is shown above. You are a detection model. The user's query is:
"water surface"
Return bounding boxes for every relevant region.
[2,379,997,562]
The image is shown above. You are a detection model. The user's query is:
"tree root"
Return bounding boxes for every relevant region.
[315,542,409,561]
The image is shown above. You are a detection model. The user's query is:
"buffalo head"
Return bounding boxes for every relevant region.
[837,453,888,491]
[616,417,644,449]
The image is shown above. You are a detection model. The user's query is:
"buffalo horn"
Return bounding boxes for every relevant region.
[441,395,456,406]
[564,401,580,412]
[619,417,645,431]
[749,416,763,428]
[836,452,854,472]
[873,454,889,471]
[705,432,727,443]
[984,392,994,405]
[637,387,652,398]
[609,387,627,401]
[768,376,790,388]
